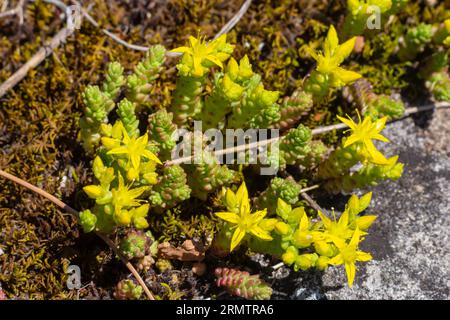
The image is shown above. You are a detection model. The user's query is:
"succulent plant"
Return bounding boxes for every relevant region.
[214,268,273,300]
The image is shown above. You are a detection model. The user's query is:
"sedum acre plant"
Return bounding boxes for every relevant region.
[214,187,377,287]
[342,0,394,39]
[169,35,234,125]
[214,182,274,252]
[304,26,362,99]
[397,18,450,102]
[341,0,409,39]
[77,27,407,297]
[215,268,273,300]
[318,110,403,193]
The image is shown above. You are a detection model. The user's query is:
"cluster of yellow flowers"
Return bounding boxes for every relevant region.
[213,106,399,287]
[80,121,161,233]
[215,182,275,252]
[215,182,375,287]
[172,34,235,78]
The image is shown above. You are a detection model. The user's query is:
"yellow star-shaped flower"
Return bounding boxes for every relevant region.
[215,182,273,251]
[309,25,362,87]
[317,209,355,241]
[171,34,234,77]
[337,111,390,165]
[328,228,372,287]
[101,121,161,175]
[111,173,148,223]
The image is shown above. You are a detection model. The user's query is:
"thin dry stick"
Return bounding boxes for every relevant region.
[298,184,320,194]
[0,169,155,300]
[72,0,252,58]
[73,2,149,52]
[1,1,9,12]
[0,0,24,24]
[300,191,324,213]
[165,102,450,166]
[0,26,73,98]
[213,0,252,40]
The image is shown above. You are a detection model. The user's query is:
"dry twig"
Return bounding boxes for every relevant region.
[0,26,74,98]
[299,191,325,213]
[0,0,24,24]
[214,0,252,40]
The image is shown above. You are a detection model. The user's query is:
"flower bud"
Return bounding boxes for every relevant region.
[275,221,290,235]
[80,209,97,233]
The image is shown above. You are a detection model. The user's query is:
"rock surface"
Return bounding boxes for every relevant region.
[273,108,450,300]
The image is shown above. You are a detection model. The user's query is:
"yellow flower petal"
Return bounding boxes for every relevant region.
[373,116,388,133]
[192,57,204,77]
[190,35,201,47]
[120,124,131,144]
[116,209,132,226]
[364,139,389,165]
[306,46,319,62]
[240,200,251,217]
[324,25,339,57]
[143,172,158,185]
[170,46,191,53]
[111,121,124,139]
[337,115,357,130]
[107,146,129,155]
[225,188,237,211]
[355,215,377,231]
[250,209,268,224]
[345,262,356,287]
[83,185,104,199]
[372,133,390,143]
[215,211,240,224]
[328,254,344,265]
[127,186,147,202]
[356,251,372,262]
[236,182,249,206]
[249,225,273,241]
[230,227,246,251]
[343,134,360,148]
[101,137,121,150]
[334,67,362,84]
[299,214,309,231]
[358,192,373,212]
[349,228,362,247]
[227,57,239,79]
[259,218,278,232]
[338,210,349,228]
[137,133,148,146]
[334,37,356,65]
[212,34,227,48]
[131,154,141,171]
[317,210,332,229]
[142,150,162,165]
[132,204,149,218]
[205,55,224,69]
[134,216,149,229]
